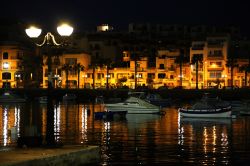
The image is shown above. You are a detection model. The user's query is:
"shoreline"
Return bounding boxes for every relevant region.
[1,88,249,102]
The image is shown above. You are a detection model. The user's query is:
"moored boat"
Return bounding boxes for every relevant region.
[0,91,26,103]
[63,93,77,101]
[105,96,161,114]
[38,96,47,104]
[178,93,232,118]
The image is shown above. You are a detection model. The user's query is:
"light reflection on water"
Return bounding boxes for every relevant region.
[0,102,250,165]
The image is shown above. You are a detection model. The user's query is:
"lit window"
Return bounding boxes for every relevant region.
[3,62,9,69]
[209,71,221,78]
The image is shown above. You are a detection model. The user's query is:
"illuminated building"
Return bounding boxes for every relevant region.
[42,53,90,88]
[40,37,250,89]
[0,44,30,88]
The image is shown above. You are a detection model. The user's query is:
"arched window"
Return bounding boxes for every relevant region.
[2,72,11,80]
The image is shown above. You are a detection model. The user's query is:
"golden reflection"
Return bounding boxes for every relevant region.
[54,104,61,141]
[3,107,8,146]
[178,114,185,145]
[14,106,20,137]
[41,105,47,136]
[212,126,217,153]
[178,117,231,165]
[0,105,22,146]
[203,127,208,153]
[80,105,88,143]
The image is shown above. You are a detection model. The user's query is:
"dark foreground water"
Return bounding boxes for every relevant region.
[1,101,250,165]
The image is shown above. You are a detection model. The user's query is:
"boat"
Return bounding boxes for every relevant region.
[0,91,26,103]
[62,93,77,101]
[38,96,47,104]
[236,101,250,116]
[178,93,232,118]
[104,96,161,114]
[145,93,171,108]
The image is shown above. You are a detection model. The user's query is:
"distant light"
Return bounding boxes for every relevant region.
[97,24,113,32]
[57,23,74,36]
[25,26,42,38]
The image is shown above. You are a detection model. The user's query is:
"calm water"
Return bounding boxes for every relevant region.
[1,101,250,165]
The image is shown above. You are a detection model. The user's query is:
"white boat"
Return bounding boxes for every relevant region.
[0,91,26,103]
[38,96,47,104]
[105,96,161,114]
[63,93,77,101]
[178,94,232,118]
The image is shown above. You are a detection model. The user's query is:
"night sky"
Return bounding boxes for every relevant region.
[1,0,250,33]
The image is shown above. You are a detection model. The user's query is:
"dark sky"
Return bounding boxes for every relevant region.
[1,0,250,33]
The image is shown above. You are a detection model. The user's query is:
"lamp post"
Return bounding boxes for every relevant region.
[25,23,73,146]
[222,74,227,87]
[15,74,21,88]
[82,74,87,88]
[54,74,60,88]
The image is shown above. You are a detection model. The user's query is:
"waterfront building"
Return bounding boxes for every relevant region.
[190,35,250,89]
[0,43,32,88]
[41,36,249,90]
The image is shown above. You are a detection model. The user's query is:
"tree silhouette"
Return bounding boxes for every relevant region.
[61,63,72,89]
[73,63,84,89]
[191,54,203,89]
[226,40,239,89]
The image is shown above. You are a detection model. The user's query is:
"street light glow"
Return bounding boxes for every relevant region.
[25,26,42,38]
[57,23,74,36]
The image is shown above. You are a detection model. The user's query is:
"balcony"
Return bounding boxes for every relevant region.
[207,66,224,71]
[207,55,224,60]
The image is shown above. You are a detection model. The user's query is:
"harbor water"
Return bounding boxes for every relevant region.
[0,101,250,165]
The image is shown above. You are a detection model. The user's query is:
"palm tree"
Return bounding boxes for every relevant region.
[226,41,239,89]
[130,51,141,89]
[239,64,250,87]
[102,58,114,90]
[61,63,72,89]
[175,49,189,87]
[73,63,85,89]
[89,59,99,89]
[191,54,203,89]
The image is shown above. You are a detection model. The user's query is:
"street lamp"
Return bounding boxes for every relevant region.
[54,74,60,88]
[222,74,227,87]
[15,74,21,88]
[25,23,73,146]
[82,74,87,88]
[25,23,73,88]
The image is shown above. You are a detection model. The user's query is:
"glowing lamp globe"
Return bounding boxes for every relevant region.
[25,26,42,38]
[57,23,74,36]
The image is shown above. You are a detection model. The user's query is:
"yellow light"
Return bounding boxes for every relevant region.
[211,63,217,68]
[25,26,42,38]
[57,23,74,36]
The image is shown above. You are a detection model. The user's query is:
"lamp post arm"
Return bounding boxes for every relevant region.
[48,32,61,46]
[36,32,61,47]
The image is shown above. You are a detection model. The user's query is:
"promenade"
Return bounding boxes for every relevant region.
[0,145,100,166]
